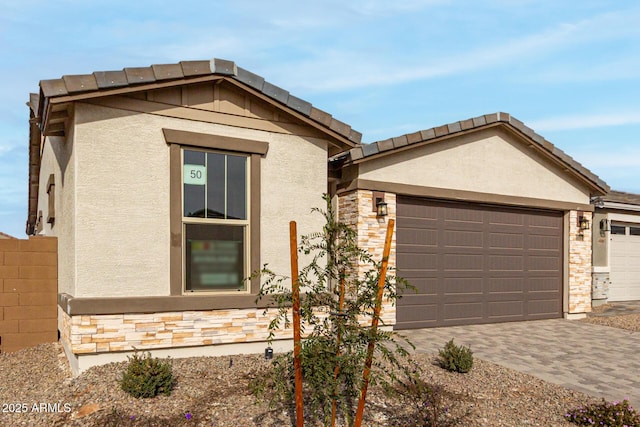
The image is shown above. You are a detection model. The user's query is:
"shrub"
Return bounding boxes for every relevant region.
[386,364,452,427]
[120,351,175,398]
[437,339,473,373]
[252,195,414,426]
[565,399,640,426]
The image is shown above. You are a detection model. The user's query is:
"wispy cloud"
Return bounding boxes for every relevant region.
[530,112,640,132]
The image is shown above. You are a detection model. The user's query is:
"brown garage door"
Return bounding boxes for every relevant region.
[396,197,563,329]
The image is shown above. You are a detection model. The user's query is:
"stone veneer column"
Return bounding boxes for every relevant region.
[338,190,396,326]
[568,210,593,314]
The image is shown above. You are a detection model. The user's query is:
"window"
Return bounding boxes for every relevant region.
[182,149,249,292]
[630,227,640,236]
[611,225,626,235]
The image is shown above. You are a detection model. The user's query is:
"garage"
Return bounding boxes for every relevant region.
[396,196,563,329]
[609,222,640,301]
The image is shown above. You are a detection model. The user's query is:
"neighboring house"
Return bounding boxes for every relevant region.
[592,191,640,304]
[27,58,609,374]
[0,232,16,239]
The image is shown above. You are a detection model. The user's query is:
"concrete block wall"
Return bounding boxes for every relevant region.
[568,210,593,314]
[0,237,58,353]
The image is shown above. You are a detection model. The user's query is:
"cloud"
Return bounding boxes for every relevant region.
[529,112,640,132]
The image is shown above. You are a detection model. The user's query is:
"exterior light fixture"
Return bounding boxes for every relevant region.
[599,218,610,233]
[265,347,273,360]
[577,212,590,230]
[376,199,388,217]
[372,191,388,217]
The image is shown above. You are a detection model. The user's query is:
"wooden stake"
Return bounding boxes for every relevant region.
[330,274,346,427]
[353,219,395,427]
[290,221,304,427]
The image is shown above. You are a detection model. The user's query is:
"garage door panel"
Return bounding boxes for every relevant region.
[488,255,524,271]
[487,278,524,293]
[528,299,562,315]
[528,256,561,271]
[489,233,524,249]
[443,230,483,248]
[397,228,437,246]
[488,301,524,317]
[402,277,438,293]
[528,277,562,292]
[443,278,483,294]
[443,303,483,321]
[443,254,483,271]
[398,253,438,270]
[444,207,483,223]
[396,304,438,323]
[397,217,437,230]
[397,196,562,329]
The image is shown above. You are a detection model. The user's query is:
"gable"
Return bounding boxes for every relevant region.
[357,127,593,205]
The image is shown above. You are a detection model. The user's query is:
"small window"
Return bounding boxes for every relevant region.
[630,227,640,236]
[611,225,626,235]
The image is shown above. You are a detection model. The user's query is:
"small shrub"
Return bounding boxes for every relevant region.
[387,364,452,427]
[437,339,473,373]
[565,399,640,426]
[120,351,175,398]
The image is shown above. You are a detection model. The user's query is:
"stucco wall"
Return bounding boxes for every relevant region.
[358,129,591,205]
[38,128,76,296]
[70,102,328,298]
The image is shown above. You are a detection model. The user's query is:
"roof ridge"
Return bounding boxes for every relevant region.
[37,58,362,144]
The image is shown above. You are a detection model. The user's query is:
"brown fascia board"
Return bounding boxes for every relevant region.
[346,112,608,196]
[26,109,41,235]
[35,58,361,148]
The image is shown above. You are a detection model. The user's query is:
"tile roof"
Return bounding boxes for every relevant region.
[36,58,362,144]
[602,190,640,206]
[0,231,16,239]
[341,112,609,194]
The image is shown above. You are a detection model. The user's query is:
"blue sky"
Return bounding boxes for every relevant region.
[2,0,640,238]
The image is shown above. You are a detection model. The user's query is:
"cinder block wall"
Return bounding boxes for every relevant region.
[0,237,58,353]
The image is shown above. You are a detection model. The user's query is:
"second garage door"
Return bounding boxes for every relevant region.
[609,223,640,301]
[396,197,563,329]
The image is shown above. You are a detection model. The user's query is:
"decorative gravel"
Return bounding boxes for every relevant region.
[10,314,640,427]
[582,313,640,332]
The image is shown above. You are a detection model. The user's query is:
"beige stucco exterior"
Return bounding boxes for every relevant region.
[358,129,591,206]
[38,128,76,297]
[41,100,328,298]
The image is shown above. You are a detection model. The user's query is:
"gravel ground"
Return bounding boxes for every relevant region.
[582,310,640,332]
[7,314,640,427]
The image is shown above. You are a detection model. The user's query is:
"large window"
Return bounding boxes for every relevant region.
[183,149,249,292]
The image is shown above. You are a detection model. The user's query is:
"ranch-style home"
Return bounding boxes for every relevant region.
[27,58,611,375]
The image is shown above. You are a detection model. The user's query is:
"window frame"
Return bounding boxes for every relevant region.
[181,148,250,293]
[166,128,267,303]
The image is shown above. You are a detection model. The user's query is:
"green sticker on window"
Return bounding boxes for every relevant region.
[184,164,206,185]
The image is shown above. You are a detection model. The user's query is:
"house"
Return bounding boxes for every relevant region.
[592,191,640,304]
[27,58,609,374]
[0,231,16,239]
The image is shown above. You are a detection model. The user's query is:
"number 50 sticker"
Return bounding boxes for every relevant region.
[184,164,207,185]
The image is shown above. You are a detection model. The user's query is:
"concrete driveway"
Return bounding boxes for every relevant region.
[399,319,640,408]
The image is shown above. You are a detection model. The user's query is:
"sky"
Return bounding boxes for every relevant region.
[1,0,640,238]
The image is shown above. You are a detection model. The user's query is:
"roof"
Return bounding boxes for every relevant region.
[338,112,609,196]
[26,58,363,235]
[0,231,16,239]
[602,190,640,206]
[31,58,362,145]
